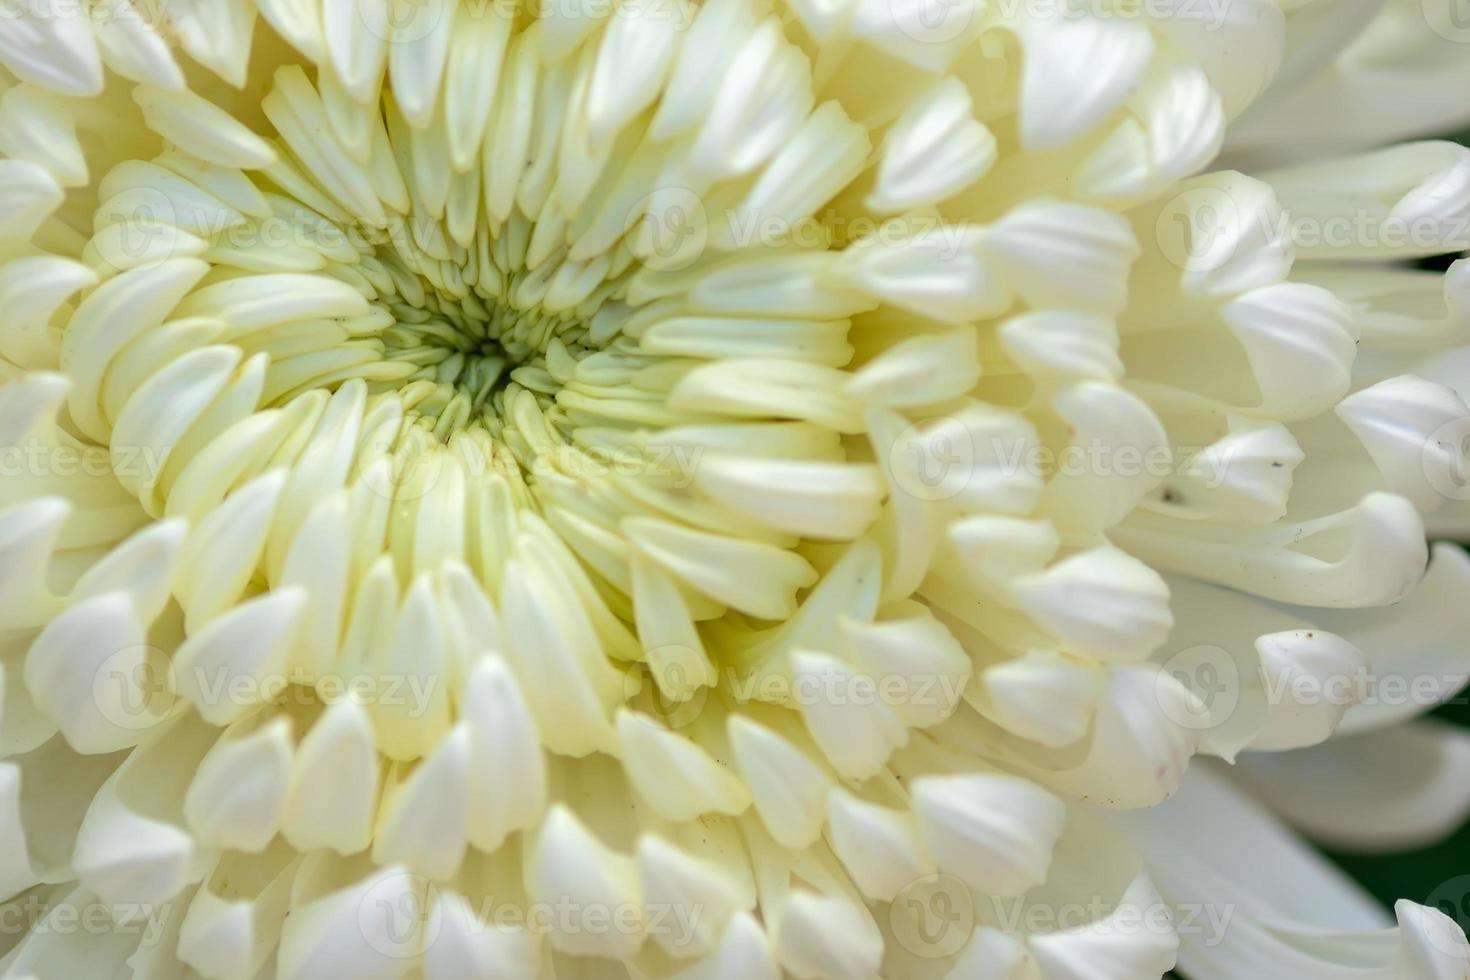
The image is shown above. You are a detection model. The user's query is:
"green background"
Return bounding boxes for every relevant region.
[1323,694,1470,926]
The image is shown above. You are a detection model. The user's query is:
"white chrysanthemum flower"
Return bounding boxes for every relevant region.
[3,0,1470,975]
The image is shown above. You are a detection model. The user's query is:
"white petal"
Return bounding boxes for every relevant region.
[625,516,818,620]
[0,763,38,900]
[1266,142,1470,260]
[60,257,211,442]
[824,788,933,902]
[175,470,288,629]
[525,805,643,959]
[875,403,1043,515]
[1026,870,1181,980]
[133,86,276,169]
[978,202,1139,315]
[789,648,909,781]
[372,724,470,880]
[999,311,1122,387]
[0,1,103,96]
[1075,62,1224,203]
[1023,666,1202,809]
[969,650,1102,749]
[1014,546,1173,663]
[170,588,306,725]
[184,716,293,852]
[281,699,381,854]
[1232,720,1470,852]
[1337,375,1470,514]
[423,889,541,980]
[498,553,620,756]
[387,0,454,129]
[1042,383,1168,536]
[1170,0,1285,110]
[839,609,969,729]
[771,890,883,980]
[1117,765,1469,979]
[727,714,833,849]
[278,865,431,980]
[636,834,751,958]
[1115,492,1428,608]
[833,223,1006,324]
[1017,15,1153,150]
[1141,172,1291,302]
[847,327,981,409]
[0,260,92,368]
[462,657,546,852]
[0,85,87,187]
[616,709,749,820]
[1221,282,1357,420]
[868,78,994,214]
[0,497,67,631]
[667,911,779,980]
[911,772,1065,895]
[1162,419,1301,523]
[1299,543,1470,734]
[25,591,170,753]
[692,456,884,541]
[1249,629,1366,751]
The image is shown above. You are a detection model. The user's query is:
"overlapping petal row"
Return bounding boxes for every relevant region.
[1,0,1470,975]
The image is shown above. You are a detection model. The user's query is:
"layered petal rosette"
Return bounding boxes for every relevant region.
[1,0,1470,976]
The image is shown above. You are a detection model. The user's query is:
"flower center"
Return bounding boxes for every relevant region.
[333,214,619,446]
